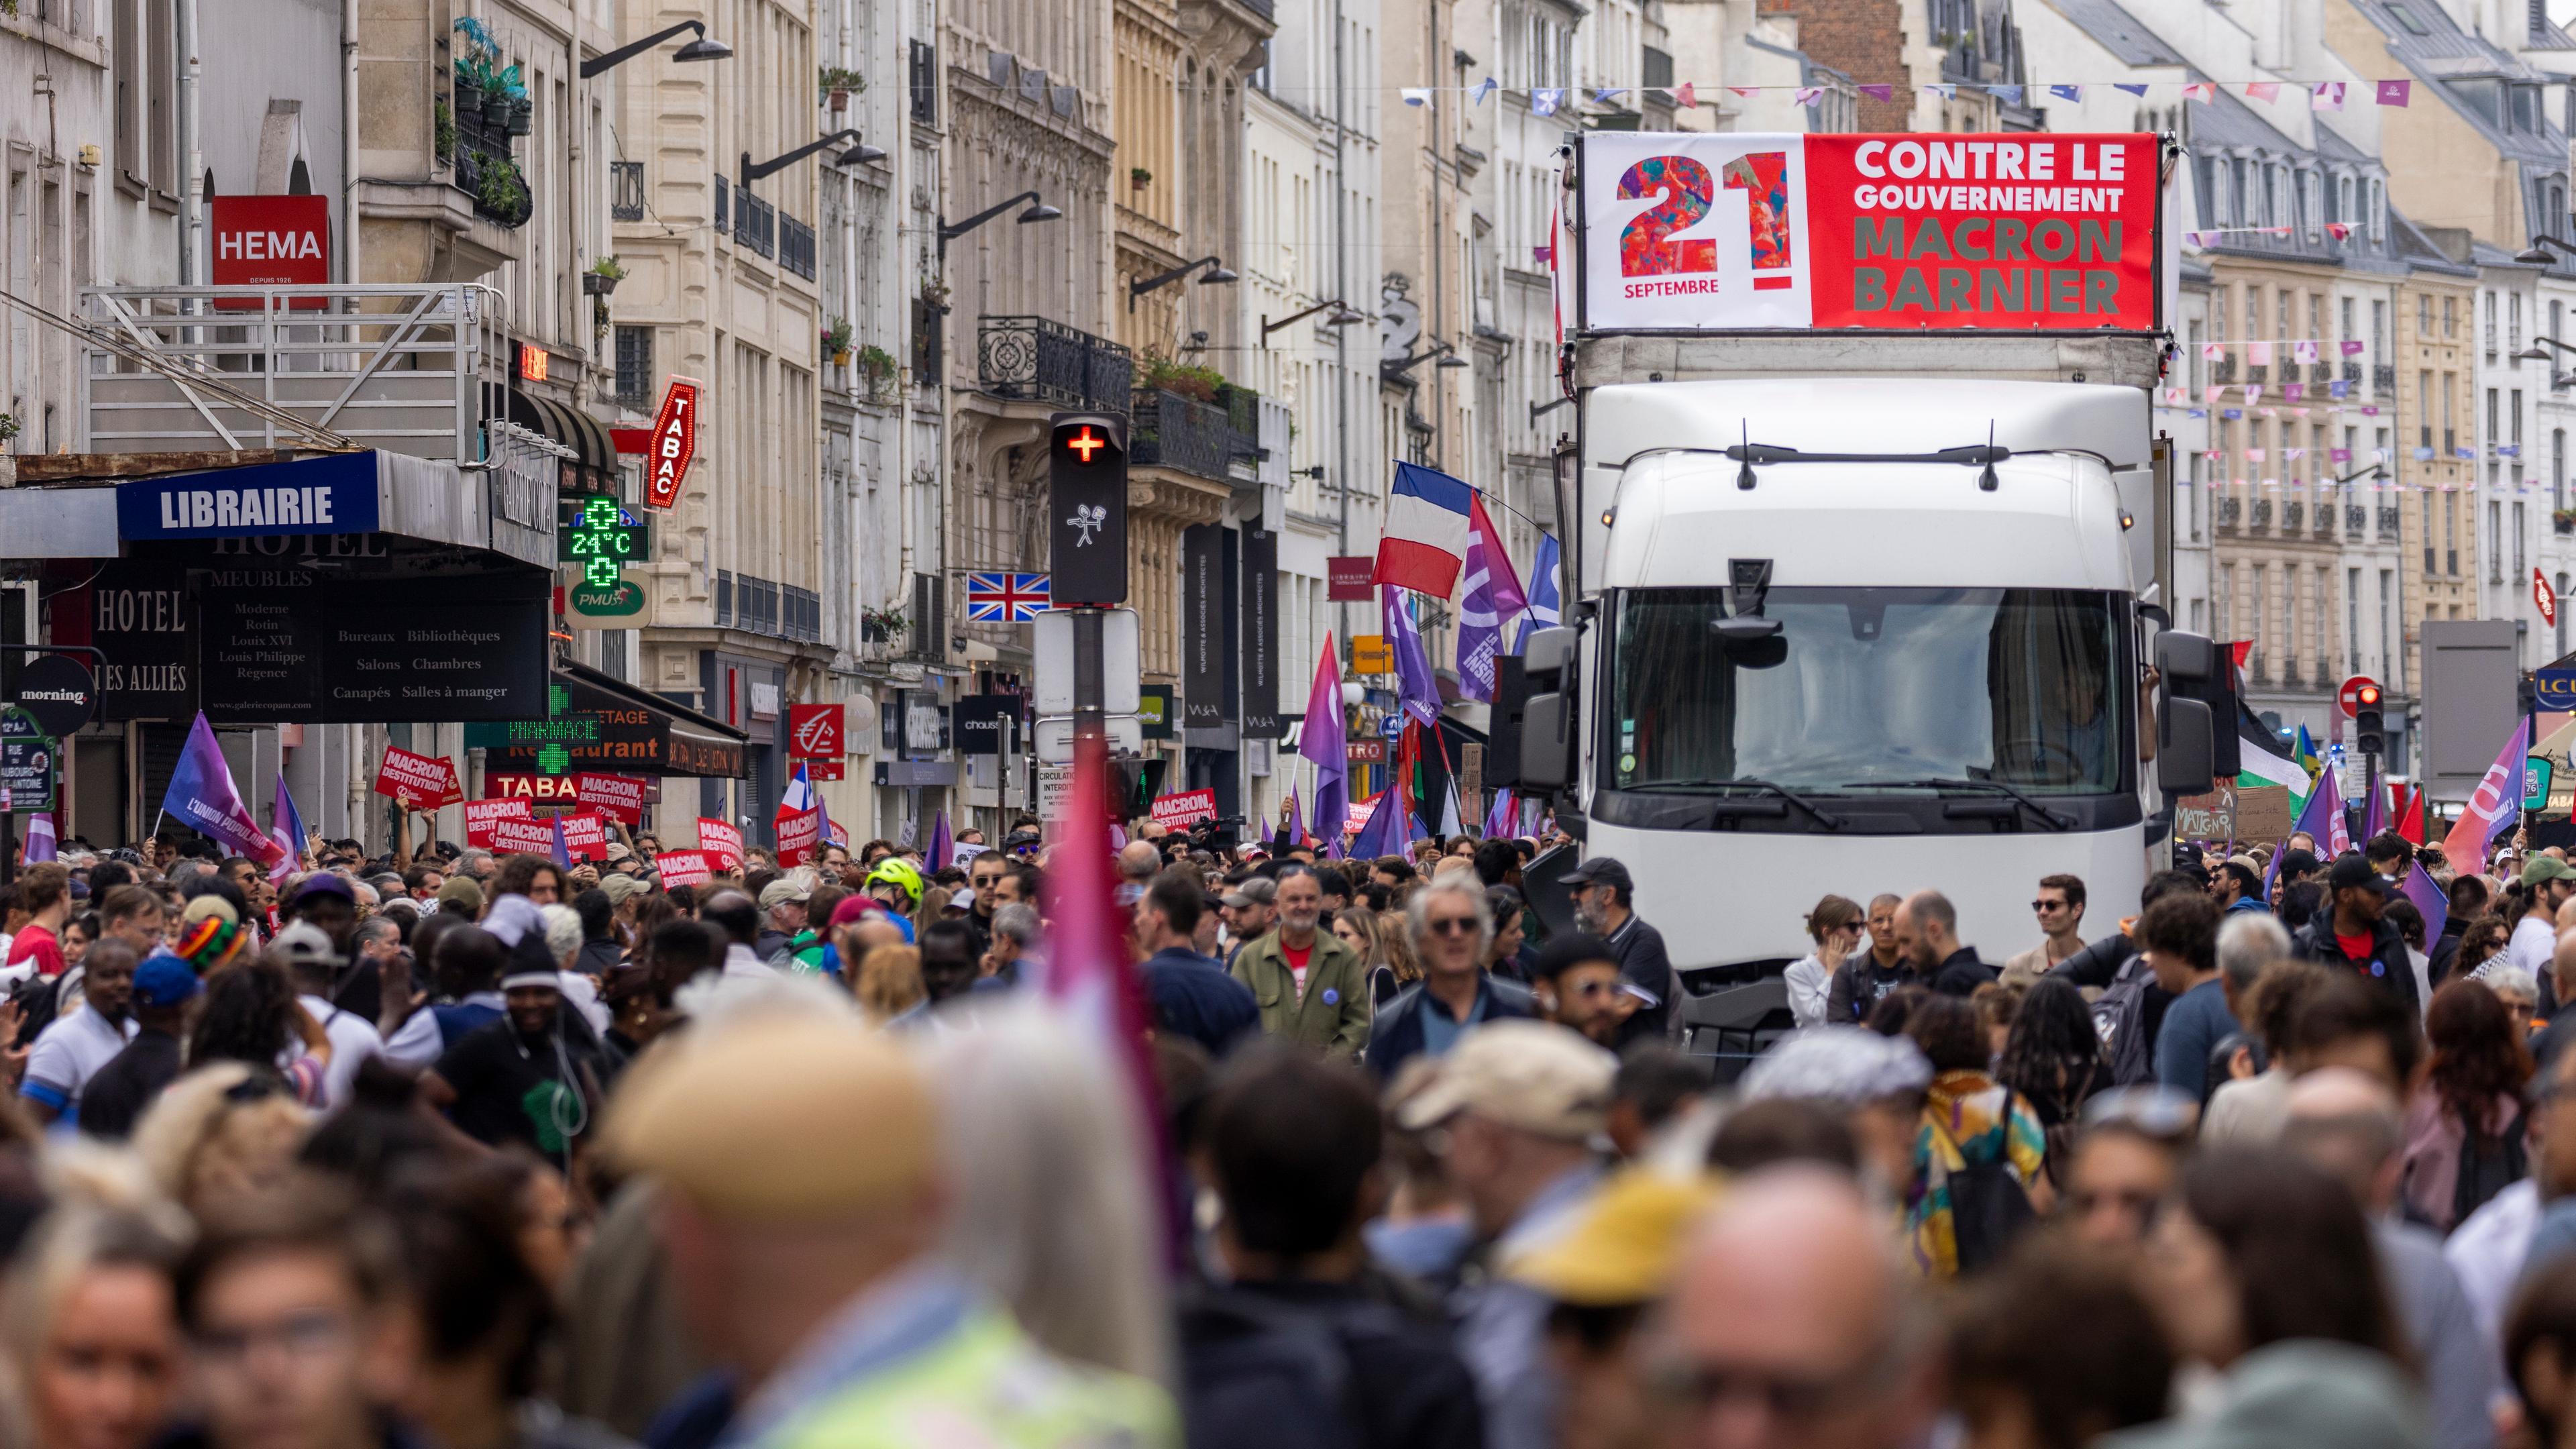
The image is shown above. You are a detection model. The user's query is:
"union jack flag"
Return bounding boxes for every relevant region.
[965,571,1052,622]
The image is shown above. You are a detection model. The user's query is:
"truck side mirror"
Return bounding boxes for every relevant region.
[1523,627,1579,687]
[1521,692,1573,790]
[2159,696,2216,798]
[2156,630,2214,683]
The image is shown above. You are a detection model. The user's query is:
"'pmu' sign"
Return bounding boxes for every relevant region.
[645,376,702,510]
[211,195,332,311]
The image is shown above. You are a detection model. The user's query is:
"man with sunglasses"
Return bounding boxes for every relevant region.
[1652,1167,1940,1449]
[1527,934,1635,1050]
[1364,877,1535,1082]
[2002,875,2088,989]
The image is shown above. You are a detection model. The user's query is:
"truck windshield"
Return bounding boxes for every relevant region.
[1608,586,2127,797]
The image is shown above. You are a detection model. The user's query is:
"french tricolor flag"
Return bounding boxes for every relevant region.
[1373,462,1475,598]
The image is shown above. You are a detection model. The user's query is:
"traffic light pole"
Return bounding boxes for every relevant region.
[1073,608,1106,744]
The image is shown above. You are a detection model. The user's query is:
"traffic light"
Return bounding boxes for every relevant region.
[2355,682,2385,755]
[1048,412,1128,606]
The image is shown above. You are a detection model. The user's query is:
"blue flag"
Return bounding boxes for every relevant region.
[1350,790,1405,859]
[549,812,573,871]
[1513,533,1563,653]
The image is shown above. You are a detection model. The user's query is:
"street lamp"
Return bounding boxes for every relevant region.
[937,191,1063,258]
[2513,338,2576,388]
[1259,299,1368,345]
[580,20,731,79]
[1128,256,1238,311]
[741,131,882,191]
[1384,341,1469,378]
[2516,235,2576,265]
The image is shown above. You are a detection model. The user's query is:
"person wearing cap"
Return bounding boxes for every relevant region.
[269,920,385,1110]
[1180,1047,1483,1449]
[605,1014,1177,1449]
[433,873,486,920]
[74,947,198,1140]
[1230,865,1370,1059]
[2511,855,2576,986]
[1134,869,1259,1059]
[1395,1020,1614,1449]
[19,934,139,1127]
[2287,856,2420,1012]
[421,922,621,1163]
[1560,857,1676,1045]
[755,876,809,961]
[1217,875,1277,967]
[1507,1169,1718,1449]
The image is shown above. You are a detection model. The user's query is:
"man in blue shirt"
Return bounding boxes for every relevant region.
[1135,868,1259,1057]
[2137,889,2233,1099]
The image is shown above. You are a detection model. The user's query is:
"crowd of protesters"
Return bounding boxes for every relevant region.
[0,809,2568,1449]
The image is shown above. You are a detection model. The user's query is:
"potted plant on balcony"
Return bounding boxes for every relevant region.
[1130,167,1152,190]
[857,343,896,384]
[434,99,455,165]
[2557,508,2576,535]
[1139,354,1226,403]
[584,256,628,297]
[822,317,854,367]
[475,156,531,227]
[861,606,907,643]
[820,66,865,111]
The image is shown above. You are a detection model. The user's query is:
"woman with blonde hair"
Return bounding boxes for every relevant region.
[1,1197,187,1449]
[1332,908,1396,1013]
[853,943,928,1026]
[129,1063,311,1215]
[913,998,1170,1389]
[1785,895,1865,1030]
[1375,909,1424,1008]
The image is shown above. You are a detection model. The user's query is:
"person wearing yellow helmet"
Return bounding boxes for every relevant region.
[863,858,924,914]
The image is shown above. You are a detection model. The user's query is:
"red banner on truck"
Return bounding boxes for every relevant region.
[1580,133,2159,333]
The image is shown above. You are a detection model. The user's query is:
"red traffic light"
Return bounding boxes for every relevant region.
[1063,425,1108,464]
[2356,684,2381,707]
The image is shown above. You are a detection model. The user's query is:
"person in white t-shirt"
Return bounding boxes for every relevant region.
[268,921,384,1108]
[19,938,140,1126]
[2508,857,2576,985]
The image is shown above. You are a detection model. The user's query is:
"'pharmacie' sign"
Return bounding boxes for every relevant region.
[117,453,380,540]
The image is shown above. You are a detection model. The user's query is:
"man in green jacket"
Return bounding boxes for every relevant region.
[1230,864,1371,1057]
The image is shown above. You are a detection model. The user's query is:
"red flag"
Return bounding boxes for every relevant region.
[2226,639,2253,669]
[1043,732,1176,1262]
[2398,784,2426,845]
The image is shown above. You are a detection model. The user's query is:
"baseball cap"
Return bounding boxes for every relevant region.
[1508,1169,1721,1305]
[758,877,812,910]
[290,873,356,907]
[598,873,648,906]
[1393,1020,1617,1140]
[1222,877,1278,910]
[1559,857,1634,894]
[2525,855,2576,888]
[2275,848,2321,881]
[268,920,341,973]
[131,952,201,1010]
[950,888,976,911]
[435,877,486,916]
[2327,854,2389,895]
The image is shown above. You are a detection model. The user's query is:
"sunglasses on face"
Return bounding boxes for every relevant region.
[2033,899,2068,912]
[1428,916,1479,936]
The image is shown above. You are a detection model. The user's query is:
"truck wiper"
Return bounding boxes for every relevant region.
[1843,777,2078,830]
[1658,778,1846,830]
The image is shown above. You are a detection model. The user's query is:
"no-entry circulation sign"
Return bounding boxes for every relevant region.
[1580,132,2161,332]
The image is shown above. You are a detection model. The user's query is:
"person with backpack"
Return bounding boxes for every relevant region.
[1181,1047,1482,1449]
[1902,995,2051,1277]
[2048,869,2206,1087]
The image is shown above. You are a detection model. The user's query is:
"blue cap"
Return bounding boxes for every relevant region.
[133,951,201,1010]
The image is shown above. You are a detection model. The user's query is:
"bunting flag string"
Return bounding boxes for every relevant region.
[1385,76,2413,109]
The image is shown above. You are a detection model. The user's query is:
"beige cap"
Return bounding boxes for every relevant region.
[1393,1020,1618,1140]
[757,876,811,910]
[603,1016,936,1221]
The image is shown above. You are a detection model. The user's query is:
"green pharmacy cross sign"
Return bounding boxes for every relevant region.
[559,498,651,578]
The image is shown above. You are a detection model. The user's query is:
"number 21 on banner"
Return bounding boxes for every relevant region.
[1615,152,1794,288]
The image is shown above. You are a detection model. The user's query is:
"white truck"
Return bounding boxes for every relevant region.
[1515,129,2225,985]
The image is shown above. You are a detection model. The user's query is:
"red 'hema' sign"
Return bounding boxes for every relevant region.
[1580,133,2160,332]
[788,704,842,759]
[645,376,702,510]
[211,195,332,311]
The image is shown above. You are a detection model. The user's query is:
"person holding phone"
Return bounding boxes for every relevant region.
[1788,895,1866,1030]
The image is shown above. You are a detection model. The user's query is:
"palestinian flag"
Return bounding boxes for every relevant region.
[2237,702,2310,810]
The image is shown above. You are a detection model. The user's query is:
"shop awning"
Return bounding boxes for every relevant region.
[507,389,619,478]
[474,659,750,778]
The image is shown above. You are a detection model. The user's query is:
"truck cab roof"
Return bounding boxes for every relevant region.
[1585,376,2149,472]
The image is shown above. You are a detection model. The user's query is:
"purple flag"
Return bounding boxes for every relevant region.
[549,812,574,871]
[269,775,310,879]
[2361,775,2388,843]
[928,809,953,872]
[1456,496,1529,702]
[21,813,55,864]
[2266,766,2347,900]
[1484,787,1514,837]
[160,712,284,866]
[1297,639,1350,859]
[1350,790,1405,859]
[2400,861,2448,951]
[1383,586,1443,728]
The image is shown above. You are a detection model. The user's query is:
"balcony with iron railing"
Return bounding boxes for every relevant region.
[2218,496,2243,529]
[2379,508,2401,539]
[2374,364,2397,394]
[1131,386,1261,483]
[977,315,1134,414]
[2213,355,2237,384]
[2347,504,2368,537]
[2251,498,2274,529]
[2284,501,2304,531]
